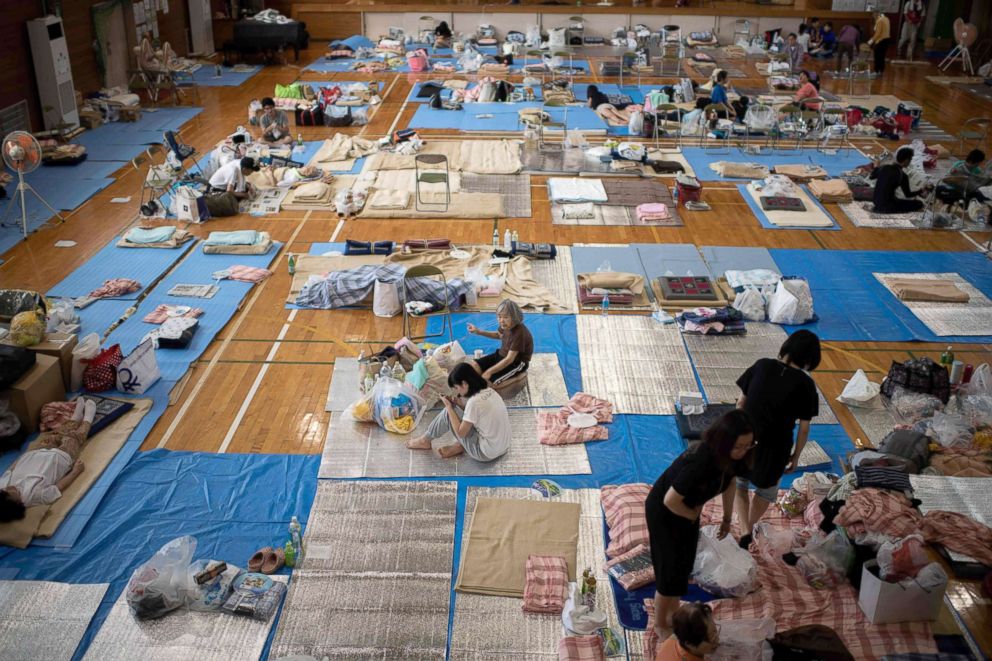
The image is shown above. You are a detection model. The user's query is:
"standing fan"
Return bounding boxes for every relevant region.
[2,131,63,237]
[940,18,978,75]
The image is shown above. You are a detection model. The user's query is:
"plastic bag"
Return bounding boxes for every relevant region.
[753,522,795,564]
[777,488,808,518]
[126,536,198,619]
[927,411,974,448]
[960,363,991,397]
[877,534,928,581]
[408,359,429,390]
[837,369,881,407]
[9,311,44,347]
[732,287,766,321]
[70,333,101,391]
[886,386,943,423]
[458,50,483,72]
[959,394,992,429]
[525,25,541,48]
[767,278,814,325]
[432,340,466,370]
[373,279,401,317]
[46,298,79,333]
[371,376,427,434]
[708,617,776,661]
[691,525,758,597]
[796,530,854,589]
[345,389,375,422]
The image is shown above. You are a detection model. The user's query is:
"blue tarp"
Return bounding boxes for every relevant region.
[682,147,870,182]
[738,184,842,231]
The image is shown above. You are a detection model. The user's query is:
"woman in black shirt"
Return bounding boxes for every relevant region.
[734,330,821,549]
[644,409,755,638]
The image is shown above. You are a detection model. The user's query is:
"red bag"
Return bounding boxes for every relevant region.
[406,48,429,72]
[845,108,863,128]
[320,85,342,106]
[894,114,913,135]
[83,344,124,392]
[907,9,922,24]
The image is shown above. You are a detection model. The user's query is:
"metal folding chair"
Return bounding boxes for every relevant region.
[415,154,450,212]
[402,265,454,342]
[698,103,733,154]
[849,58,873,98]
[654,103,683,152]
[772,104,805,153]
[818,106,852,154]
[539,99,569,151]
[957,118,992,154]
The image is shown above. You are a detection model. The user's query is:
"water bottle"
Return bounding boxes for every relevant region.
[287,254,296,275]
[379,363,391,379]
[511,230,519,245]
[297,133,304,147]
[215,64,222,77]
[492,226,499,247]
[601,295,609,316]
[283,540,296,568]
[289,516,304,563]
[504,229,512,250]
[392,361,406,381]
[673,185,679,207]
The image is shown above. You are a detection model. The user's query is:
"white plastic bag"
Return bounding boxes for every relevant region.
[877,534,928,581]
[46,298,79,333]
[708,617,776,661]
[70,333,101,391]
[371,376,427,434]
[176,185,206,223]
[126,535,198,619]
[767,278,814,325]
[627,111,644,136]
[691,525,758,597]
[837,369,881,407]
[928,411,973,448]
[116,340,160,395]
[753,522,795,564]
[961,363,991,396]
[732,287,766,321]
[373,279,401,318]
[796,530,854,589]
[525,25,541,48]
[432,340,466,370]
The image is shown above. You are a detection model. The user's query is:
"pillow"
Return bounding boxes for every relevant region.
[601,483,651,558]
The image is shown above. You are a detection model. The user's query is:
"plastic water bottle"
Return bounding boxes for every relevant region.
[601,295,609,316]
[492,226,499,247]
[283,540,296,568]
[673,185,680,207]
[287,254,296,275]
[504,229,512,250]
[296,133,304,147]
[289,516,304,563]
[511,230,519,245]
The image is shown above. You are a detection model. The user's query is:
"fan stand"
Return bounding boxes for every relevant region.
[940,31,976,75]
[1,169,64,238]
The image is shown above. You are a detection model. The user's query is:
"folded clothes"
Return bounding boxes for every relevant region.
[774,164,829,182]
[710,161,770,180]
[808,178,853,203]
[558,635,606,661]
[578,286,634,306]
[142,304,204,324]
[226,265,272,283]
[88,278,141,299]
[522,554,569,614]
[636,203,669,221]
[604,543,654,591]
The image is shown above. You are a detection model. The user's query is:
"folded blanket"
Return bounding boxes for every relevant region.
[117,228,192,249]
[774,164,829,182]
[710,161,770,179]
[522,555,569,614]
[636,203,669,220]
[576,271,645,296]
[548,178,608,203]
[294,181,333,202]
[888,278,970,303]
[558,636,606,661]
[226,265,272,283]
[205,230,260,246]
[124,226,175,244]
[143,304,204,324]
[368,189,410,209]
[202,232,273,255]
[561,203,595,220]
[578,286,635,306]
[808,178,853,203]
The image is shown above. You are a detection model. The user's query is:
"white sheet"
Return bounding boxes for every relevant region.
[547,178,608,203]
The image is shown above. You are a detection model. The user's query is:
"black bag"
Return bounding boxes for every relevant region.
[877,429,930,473]
[158,324,198,349]
[295,105,324,126]
[494,80,512,103]
[770,625,854,661]
[429,91,443,109]
[881,357,951,404]
[345,239,394,256]
[323,107,353,127]
[204,192,240,217]
[0,345,36,389]
[648,160,686,174]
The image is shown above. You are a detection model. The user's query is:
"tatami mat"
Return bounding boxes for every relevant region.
[847,403,896,447]
[271,482,456,660]
[325,353,569,412]
[84,578,285,660]
[449,487,623,661]
[319,408,591,478]
[0,580,107,661]
[875,272,992,337]
[577,315,697,415]
[683,323,839,425]
[461,173,533,218]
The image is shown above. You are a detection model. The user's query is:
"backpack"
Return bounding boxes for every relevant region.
[477,81,497,103]
[494,81,512,102]
[295,105,324,126]
[769,625,854,661]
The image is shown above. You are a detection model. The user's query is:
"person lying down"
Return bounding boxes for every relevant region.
[0,398,97,522]
[249,164,334,189]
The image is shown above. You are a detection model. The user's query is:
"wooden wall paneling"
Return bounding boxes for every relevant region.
[299,11,362,40]
[0,2,46,130]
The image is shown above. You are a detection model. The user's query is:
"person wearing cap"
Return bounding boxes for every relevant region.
[258,97,293,146]
[208,156,259,199]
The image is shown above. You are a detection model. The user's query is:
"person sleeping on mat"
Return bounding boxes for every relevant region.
[587,84,640,125]
[407,362,511,461]
[0,398,97,522]
[466,299,533,386]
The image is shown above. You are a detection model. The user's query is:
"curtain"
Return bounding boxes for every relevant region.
[91,0,129,85]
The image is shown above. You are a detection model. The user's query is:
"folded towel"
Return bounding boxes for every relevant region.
[522,555,569,614]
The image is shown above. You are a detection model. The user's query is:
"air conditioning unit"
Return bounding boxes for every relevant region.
[27,15,78,131]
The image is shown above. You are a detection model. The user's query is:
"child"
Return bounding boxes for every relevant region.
[0,398,96,521]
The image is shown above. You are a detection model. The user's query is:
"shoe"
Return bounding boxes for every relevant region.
[738,533,753,550]
[248,546,272,572]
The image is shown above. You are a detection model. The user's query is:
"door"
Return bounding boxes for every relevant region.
[94,1,129,89]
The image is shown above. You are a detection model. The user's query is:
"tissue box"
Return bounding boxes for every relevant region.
[678,391,705,413]
[858,560,946,625]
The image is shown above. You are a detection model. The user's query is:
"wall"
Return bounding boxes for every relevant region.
[0,0,190,131]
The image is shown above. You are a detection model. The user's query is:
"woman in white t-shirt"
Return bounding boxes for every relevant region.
[0,398,96,522]
[407,363,511,461]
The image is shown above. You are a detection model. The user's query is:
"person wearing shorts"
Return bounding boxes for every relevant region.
[0,398,97,522]
[465,299,533,385]
[734,330,820,549]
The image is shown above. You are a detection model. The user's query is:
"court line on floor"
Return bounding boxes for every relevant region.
[155,213,310,449]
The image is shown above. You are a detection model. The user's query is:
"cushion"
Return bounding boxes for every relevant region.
[600,483,651,558]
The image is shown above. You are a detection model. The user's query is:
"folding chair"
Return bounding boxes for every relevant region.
[525,50,547,85]
[619,51,642,89]
[654,103,683,151]
[171,69,200,106]
[539,100,569,151]
[553,51,575,83]
[772,104,804,153]
[797,98,825,150]
[818,106,852,154]
[415,154,451,212]
[698,103,733,154]
[957,118,992,154]
[162,130,203,179]
[132,145,174,209]
[740,102,775,153]
[402,265,454,343]
[849,58,872,98]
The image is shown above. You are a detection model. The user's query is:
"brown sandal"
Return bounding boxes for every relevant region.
[248,546,272,573]
[261,546,285,574]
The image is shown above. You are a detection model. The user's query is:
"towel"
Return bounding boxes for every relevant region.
[522,554,569,614]
[888,278,970,303]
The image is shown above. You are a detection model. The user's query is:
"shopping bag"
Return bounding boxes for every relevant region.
[373,279,401,318]
[116,340,161,395]
[82,344,124,392]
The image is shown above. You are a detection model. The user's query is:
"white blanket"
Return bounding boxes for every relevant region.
[547,178,608,203]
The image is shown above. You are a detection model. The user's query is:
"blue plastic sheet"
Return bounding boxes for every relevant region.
[188,65,261,87]
[47,237,196,299]
[698,246,779,279]
[737,184,841,231]
[0,450,318,660]
[634,243,712,281]
[408,103,608,132]
[328,35,375,51]
[682,147,870,182]
[768,249,992,343]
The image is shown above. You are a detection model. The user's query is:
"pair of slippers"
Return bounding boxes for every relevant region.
[248,546,285,574]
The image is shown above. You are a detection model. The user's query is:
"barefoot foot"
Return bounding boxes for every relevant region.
[406,435,432,450]
[435,443,464,458]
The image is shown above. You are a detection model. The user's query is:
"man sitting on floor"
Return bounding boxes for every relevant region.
[871,147,927,214]
[0,399,96,522]
[208,156,259,199]
[258,97,293,147]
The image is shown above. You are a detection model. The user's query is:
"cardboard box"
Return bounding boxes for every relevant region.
[858,560,947,625]
[0,354,65,433]
[2,332,77,388]
[79,109,102,130]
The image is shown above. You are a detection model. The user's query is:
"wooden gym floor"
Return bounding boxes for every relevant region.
[0,45,989,653]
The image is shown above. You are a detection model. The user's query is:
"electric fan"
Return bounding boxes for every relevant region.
[2,131,63,237]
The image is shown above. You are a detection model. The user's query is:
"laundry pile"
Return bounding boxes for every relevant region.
[537,392,614,446]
